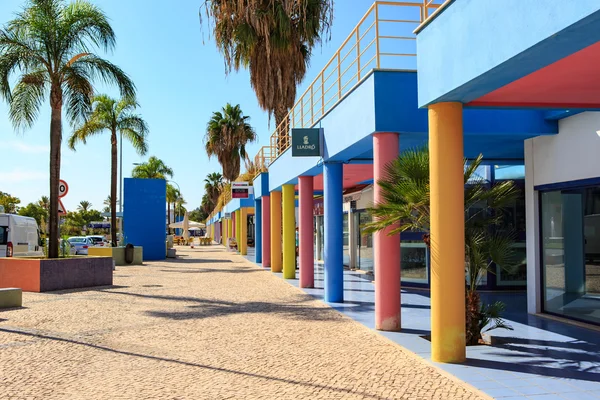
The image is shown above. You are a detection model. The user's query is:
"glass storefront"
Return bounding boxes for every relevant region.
[541,185,600,325]
[314,215,324,262]
[343,213,350,266]
[356,211,374,271]
[401,241,428,283]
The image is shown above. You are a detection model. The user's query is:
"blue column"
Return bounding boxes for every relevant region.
[255,198,262,264]
[324,162,343,302]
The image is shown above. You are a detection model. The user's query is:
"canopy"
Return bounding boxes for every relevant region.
[168,220,206,229]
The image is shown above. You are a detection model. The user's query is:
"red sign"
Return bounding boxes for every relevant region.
[231,182,249,199]
[58,180,69,198]
[58,200,66,215]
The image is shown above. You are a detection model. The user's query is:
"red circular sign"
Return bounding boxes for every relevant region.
[58,180,69,198]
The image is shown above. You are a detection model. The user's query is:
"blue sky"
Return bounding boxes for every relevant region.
[0,0,378,211]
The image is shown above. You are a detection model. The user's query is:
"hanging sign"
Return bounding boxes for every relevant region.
[292,128,322,157]
[231,182,249,199]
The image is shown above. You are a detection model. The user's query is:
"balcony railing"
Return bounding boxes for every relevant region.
[212,1,446,215]
[256,0,445,163]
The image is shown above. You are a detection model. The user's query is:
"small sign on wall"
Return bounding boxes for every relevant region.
[292,128,322,157]
[231,182,250,199]
[223,212,231,219]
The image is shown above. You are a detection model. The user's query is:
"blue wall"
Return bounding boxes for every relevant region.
[416,0,600,106]
[124,178,166,261]
[267,70,558,189]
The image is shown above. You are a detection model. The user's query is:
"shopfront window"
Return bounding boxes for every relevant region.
[343,213,350,266]
[541,186,600,325]
[357,211,374,271]
[401,241,428,283]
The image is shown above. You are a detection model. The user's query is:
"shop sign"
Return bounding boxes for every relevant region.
[231,182,249,199]
[292,128,321,157]
[223,212,231,219]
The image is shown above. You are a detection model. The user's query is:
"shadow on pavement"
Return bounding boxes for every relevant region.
[0,326,388,400]
[97,290,341,322]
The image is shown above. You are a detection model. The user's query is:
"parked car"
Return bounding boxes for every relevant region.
[46,238,77,256]
[0,213,44,258]
[67,236,94,255]
[87,235,109,247]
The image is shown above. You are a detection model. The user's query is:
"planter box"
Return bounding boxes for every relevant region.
[88,247,143,266]
[0,257,113,292]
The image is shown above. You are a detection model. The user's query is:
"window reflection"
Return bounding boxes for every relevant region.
[542,186,600,325]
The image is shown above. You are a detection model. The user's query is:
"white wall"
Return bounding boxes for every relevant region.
[525,111,600,314]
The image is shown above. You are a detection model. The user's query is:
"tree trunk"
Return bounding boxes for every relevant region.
[48,87,62,259]
[111,129,118,247]
[466,289,481,345]
[274,106,289,155]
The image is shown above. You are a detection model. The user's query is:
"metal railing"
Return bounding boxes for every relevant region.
[213,1,446,215]
[259,0,445,161]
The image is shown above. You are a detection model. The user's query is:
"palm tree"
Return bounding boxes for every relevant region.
[131,156,173,179]
[69,95,148,246]
[0,0,135,258]
[364,147,520,345]
[205,104,257,181]
[203,0,333,150]
[77,200,92,213]
[166,184,180,233]
[38,196,50,210]
[204,172,223,206]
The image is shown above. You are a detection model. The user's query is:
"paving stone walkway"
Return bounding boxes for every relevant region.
[0,246,487,400]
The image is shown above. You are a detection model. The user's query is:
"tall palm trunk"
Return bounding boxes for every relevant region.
[48,87,62,259]
[110,129,118,247]
[274,106,289,154]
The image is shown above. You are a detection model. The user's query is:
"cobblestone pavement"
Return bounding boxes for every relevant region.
[0,246,487,400]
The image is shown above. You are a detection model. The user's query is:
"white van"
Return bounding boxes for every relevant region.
[0,213,44,258]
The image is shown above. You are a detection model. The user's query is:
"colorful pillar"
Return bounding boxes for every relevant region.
[429,102,466,363]
[374,132,401,332]
[262,195,271,268]
[282,184,296,279]
[255,199,263,263]
[324,162,343,302]
[228,217,233,246]
[299,176,314,288]
[240,208,248,255]
[236,210,241,250]
[223,218,229,246]
[232,211,236,239]
[270,191,283,272]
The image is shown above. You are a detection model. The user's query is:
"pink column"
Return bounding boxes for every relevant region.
[231,212,236,239]
[374,132,401,331]
[262,195,271,268]
[299,176,314,288]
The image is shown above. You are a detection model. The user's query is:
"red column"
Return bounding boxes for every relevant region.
[299,176,314,288]
[373,132,401,331]
[262,195,271,268]
[231,212,236,239]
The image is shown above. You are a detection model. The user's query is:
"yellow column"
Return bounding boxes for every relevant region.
[282,184,296,279]
[240,208,248,255]
[270,191,283,272]
[223,219,228,246]
[429,102,466,363]
[228,218,233,247]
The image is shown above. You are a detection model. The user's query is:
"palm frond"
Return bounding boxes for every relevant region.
[8,69,47,129]
[70,54,135,99]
